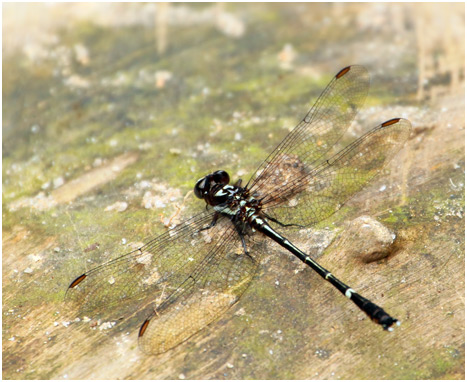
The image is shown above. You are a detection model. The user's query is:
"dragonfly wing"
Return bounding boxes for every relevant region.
[247,65,369,194]
[138,229,259,354]
[261,118,412,226]
[65,210,240,321]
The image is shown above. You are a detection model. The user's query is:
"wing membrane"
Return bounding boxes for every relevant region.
[247,65,369,195]
[261,119,412,226]
[138,231,259,354]
[66,210,242,320]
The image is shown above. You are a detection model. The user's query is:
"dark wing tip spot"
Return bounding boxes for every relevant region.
[68,274,87,289]
[382,118,401,127]
[336,66,351,79]
[139,319,150,337]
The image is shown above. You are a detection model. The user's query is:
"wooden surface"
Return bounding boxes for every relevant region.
[3,3,464,379]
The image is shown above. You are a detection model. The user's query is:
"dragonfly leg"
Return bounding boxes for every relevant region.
[234,226,250,255]
[197,212,220,233]
[263,212,305,228]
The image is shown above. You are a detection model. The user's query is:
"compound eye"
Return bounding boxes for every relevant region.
[194,177,208,199]
[213,170,230,185]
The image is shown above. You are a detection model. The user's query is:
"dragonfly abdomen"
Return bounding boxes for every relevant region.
[251,216,400,330]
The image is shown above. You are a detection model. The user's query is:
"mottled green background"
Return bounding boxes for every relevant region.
[3,3,464,379]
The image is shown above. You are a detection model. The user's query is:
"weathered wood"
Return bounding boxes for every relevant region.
[3,3,464,379]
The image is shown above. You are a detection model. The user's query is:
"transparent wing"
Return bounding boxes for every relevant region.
[246,65,369,195]
[260,118,412,226]
[138,230,259,354]
[65,210,244,321]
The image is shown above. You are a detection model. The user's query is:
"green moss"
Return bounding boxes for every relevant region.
[3,4,464,379]
[379,164,464,229]
[372,347,461,379]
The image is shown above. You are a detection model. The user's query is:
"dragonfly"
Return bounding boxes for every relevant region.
[66,65,412,354]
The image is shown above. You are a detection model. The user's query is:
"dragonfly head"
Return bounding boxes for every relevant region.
[194,170,230,203]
